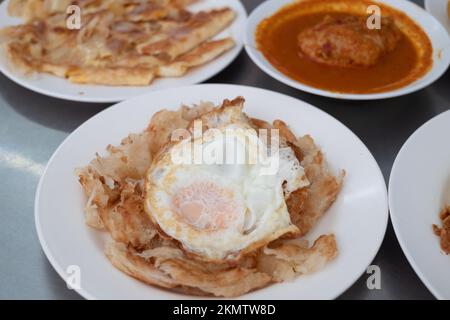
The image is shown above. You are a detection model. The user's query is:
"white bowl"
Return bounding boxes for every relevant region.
[35,84,388,299]
[425,0,450,35]
[0,0,247,103]
[245,0,450,100]
[389,110,450,300]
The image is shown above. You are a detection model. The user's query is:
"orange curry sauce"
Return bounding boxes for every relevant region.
[256,0,433,94]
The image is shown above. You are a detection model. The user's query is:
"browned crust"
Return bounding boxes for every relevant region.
[137,8,236,59]
[106,241,271,297]
[157,38,235,77]
[434,206,450,254]
[67,67,155,86]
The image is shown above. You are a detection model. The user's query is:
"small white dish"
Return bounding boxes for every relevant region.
[35,84,388,299]
[245,0,450,100]
[425,0,450,35]
[389,110,450,300]
[0,0,247,103]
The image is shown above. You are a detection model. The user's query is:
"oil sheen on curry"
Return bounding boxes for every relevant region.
[256,0,433,94]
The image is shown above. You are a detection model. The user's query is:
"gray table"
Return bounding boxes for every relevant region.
[0,0,445,300]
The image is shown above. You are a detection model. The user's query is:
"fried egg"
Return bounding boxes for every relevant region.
[144,102,309,261]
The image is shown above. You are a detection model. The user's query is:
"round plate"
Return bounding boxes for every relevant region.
[0,0,246,103]
[245,0,450,100]
[389,110,450,300]
[35,84,388,299]
[425,0,450,34]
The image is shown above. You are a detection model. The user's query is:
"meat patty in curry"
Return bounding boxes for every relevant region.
[297,15,402,68]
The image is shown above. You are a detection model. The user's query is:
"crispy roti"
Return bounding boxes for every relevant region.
[433,206,450,254]
[77,97,343,297]
[157,38,235,77]
[1,0,236,86]
[137,8,236,58]
[7,0,199,21]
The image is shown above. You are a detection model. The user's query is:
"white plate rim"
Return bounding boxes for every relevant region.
[245,0,450,100]
[34,84,389,300]
[424,0,435,12]
[388,109,450,300]
[0,0,247,103]
[425,0,447,19]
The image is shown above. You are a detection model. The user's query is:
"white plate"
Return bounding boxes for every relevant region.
[425,0,450,35]
[0,0,246,103]
[35,84,388,300]
[389,110,450,300]
[245,0,450,100]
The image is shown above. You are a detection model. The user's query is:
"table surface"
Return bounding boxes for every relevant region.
[0,0,446,300]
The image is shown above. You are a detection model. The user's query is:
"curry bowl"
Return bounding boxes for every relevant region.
[245,0,450,100]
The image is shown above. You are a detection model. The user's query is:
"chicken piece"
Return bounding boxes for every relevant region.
[298,15,402,67]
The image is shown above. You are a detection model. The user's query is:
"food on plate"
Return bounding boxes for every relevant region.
[0,0,236,86]
[256,0,433,94]
[7,0,198,21]
[448,0,450,19]
[433,206,450,254]
[77,97,345,297]
[297,15,401,68]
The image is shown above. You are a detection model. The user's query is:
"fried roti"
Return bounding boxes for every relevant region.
[1,1,236,86]
[77,98,343,297]
[433,206,450,254]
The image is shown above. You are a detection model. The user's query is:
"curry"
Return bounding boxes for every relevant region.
[256,0,433,94]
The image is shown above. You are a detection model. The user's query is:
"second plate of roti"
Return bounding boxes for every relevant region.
[0,0,247,103]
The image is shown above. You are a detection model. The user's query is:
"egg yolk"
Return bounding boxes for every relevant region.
[172,181,240,230]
